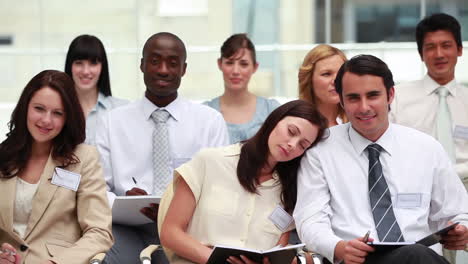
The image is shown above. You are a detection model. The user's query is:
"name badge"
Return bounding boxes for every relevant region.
[454,125,468,140]
[51,167,81,192]
[268,205,294,232]
[396,193,422,208]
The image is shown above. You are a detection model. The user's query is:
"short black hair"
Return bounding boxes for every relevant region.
[416,13,462,58]
[65,34,112,96]
[335,54,394,100]
[142,32,187,62]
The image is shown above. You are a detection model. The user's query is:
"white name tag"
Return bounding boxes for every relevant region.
[396,193,422,208]
[454,125,468,140]
[268,205,294,232]
[51,167,81,192]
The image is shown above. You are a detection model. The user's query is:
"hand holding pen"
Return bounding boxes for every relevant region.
[125,177,148,196]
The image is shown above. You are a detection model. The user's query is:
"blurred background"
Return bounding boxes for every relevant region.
[1,0,467,141]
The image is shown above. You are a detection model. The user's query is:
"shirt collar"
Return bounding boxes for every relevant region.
[423,74,458,97]
[141,95,182,122]
[348,123,394,157]
[96,92,111,109]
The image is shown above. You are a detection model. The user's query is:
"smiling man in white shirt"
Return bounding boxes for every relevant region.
[96,32,229,264]
[294,54,468,264]
[391,13,468,191]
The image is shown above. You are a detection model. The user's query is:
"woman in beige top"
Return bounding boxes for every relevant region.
[298,44,348,126]
[160,100,328,264]
[0,70,113,264]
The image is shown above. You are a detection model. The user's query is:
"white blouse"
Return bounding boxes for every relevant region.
[13,178,40,239]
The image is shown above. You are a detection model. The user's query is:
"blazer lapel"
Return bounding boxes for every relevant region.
[23,154,59,239]
[0,176,17,233]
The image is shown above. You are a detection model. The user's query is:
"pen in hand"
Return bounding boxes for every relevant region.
[363,230,371,244]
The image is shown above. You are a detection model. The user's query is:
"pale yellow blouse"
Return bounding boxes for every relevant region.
[159,144,289,264]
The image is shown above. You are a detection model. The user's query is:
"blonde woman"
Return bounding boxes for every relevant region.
[298,44,347,126]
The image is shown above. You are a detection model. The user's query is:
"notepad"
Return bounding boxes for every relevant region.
[112,195,161,225]
[367,222,459,251]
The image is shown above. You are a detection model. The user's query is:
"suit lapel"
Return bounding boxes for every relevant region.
[23,153,59,239]
[0,176,17,233]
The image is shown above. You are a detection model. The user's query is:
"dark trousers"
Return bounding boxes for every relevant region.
[103,223,168,264]
[323,244,449,264]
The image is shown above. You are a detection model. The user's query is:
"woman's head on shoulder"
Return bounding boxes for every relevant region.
[299,44,347,107]
[238,100,328,213]
[0,70,85,177]
[65,34,111,96]
[218,33,258,92]
[256,100,328,164]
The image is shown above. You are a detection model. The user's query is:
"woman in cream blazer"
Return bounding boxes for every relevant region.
[0,70,113,264]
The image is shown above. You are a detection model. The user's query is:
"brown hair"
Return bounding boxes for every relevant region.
[0,70,85,178]
[220,33,256,63]
[298,44,347,123]
[237,100,328,213]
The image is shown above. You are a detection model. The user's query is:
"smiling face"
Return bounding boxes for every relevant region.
[27,86,66,148]
[141,36,187,100]
[341,72,394,142]
[71,59,102,93]
[312,54,345,106]
[218,48,258,92]
[267,116,319,165]
[422,30,462,85]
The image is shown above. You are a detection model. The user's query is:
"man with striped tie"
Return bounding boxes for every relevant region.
[293,54,468,264]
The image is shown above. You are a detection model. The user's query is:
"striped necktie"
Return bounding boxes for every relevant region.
[436,86,456,163]
[150,109,172,197]
[367,143,404,242]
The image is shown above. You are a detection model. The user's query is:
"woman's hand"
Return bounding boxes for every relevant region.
[227,255,271,264]
[0,243,21,264]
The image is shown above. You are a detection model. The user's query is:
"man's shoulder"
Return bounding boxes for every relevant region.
[395,79,424,93]
[314,124,350,150]
[391,123,439,145]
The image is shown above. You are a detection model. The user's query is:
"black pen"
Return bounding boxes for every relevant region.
[363,230,371,243]
[132,177,137,185]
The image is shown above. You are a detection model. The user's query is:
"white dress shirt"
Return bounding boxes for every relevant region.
[95,95,229,206]
[294,123,468,262]
[391,75,468,186]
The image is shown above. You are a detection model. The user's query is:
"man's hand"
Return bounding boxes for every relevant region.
[125,188,158,222]
[125,187,148,196]
[335,237,375,264]
[141,203,159,222]
[442,222,468,250]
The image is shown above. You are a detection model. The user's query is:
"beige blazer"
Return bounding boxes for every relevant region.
[0,144,113,264]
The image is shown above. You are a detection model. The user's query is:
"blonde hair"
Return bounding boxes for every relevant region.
[298,44,348,123]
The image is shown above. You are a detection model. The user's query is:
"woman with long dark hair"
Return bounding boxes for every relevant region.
[159,100,328,264]
[0,70,113,264]
[65,34,127,144]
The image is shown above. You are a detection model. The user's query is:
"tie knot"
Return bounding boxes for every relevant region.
[366,143,383,160]
[151,109,170,123]
[436,86,449,98]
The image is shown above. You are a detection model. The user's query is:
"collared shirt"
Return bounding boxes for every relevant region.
[95,96,229,206]
[204,96,280,144]
[391,75,468,186]
[165,144,286,263]
[85,93,128,145]
[293,123,468,263]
